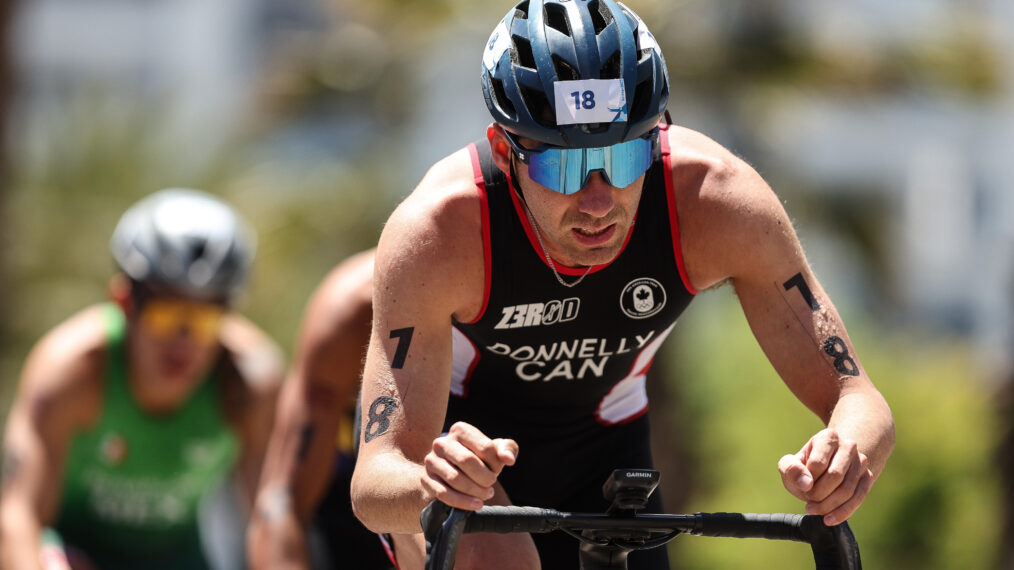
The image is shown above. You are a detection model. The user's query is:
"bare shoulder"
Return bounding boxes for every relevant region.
[666,125,799,290]
[309,248,375,333]
[293,249,375,396]
[219,314,286,396]
[376,146,485,322]
[12,305,109,430]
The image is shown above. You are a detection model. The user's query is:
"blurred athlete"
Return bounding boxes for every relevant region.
[248,249,391,569]
[1,189,284,570]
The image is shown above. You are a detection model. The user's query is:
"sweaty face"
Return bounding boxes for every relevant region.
[127,295,225,411]
[512,137,645,268]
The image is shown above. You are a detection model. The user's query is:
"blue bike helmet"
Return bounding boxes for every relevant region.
[111,188,256,303]
[481,0,669,148]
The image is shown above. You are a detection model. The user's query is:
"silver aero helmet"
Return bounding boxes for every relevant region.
[110,188,256,302]
[480,0,669,148]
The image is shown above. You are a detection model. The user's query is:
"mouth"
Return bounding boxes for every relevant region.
[571,223,617,246]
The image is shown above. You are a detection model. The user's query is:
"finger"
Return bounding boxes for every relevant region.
[808,441,860,502]
[425,450,494,499]
[806,454,866,515]
[431,437,500,490]
[492,438,519,466]
[778,453,813,500]
[420,468,487,511]
[817,468,874,526]
[797,437,814,464]
[447,422,513,474]
[804,429,839,481]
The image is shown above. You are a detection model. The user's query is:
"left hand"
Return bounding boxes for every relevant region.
[778,428,874,526]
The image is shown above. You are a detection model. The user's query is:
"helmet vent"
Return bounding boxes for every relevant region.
[491,78,517,118]
[552,55,580,81]
[515,0,530,19]
[629,78,652,122]
[600,51,621,79]
[520,85,556,128]
[512,36,537,69]
[589,1,612,35]
[544,3,571,37]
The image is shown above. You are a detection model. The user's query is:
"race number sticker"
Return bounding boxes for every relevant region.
[483,20,511,71]
[554,79,628,125]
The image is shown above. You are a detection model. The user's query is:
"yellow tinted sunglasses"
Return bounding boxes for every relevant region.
[139,298,225,344]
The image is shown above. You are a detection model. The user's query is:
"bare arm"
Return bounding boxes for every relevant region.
[0,309,104,569]
[221,314,285,509]
[676,128,894,524]
[1,410,51,570]
[350,149,502,534]
[247,251,374,570]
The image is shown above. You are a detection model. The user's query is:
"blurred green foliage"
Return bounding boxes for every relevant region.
[662,292,1002,569]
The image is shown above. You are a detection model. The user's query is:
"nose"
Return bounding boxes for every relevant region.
[576,171,615,218]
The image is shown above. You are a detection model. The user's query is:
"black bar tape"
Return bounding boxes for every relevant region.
[463,506,565,534]
[693,512,808,541]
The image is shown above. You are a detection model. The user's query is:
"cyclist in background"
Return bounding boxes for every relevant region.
[0,188,284,570]
[248,249,392,569]
[351,1,895,568]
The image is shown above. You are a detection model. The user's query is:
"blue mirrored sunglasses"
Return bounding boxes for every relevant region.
[503,128,657,195]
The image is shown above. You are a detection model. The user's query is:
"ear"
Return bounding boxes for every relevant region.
[487,124,512,175]
[108,274,134,316]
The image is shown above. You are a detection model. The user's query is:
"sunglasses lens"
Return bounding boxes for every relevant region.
[605,137,654,188]
[521,133,654,195]
[141,299,224,343]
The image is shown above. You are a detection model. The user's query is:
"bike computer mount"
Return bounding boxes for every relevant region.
[576,469,666,568]
[602,468,660,514]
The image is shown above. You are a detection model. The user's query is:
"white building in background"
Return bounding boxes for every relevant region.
[10,0,339,166]
[13,0,263,163]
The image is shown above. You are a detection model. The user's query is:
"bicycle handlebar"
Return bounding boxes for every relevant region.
[422,502,862,570]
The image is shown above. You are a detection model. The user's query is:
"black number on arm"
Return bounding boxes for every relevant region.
[389,327,415,369]
[823,336,860,377]
[364,396,399,443]
[783,272,821,312]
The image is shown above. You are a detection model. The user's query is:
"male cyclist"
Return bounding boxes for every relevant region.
[0,189,284,570]
[351,1,895,568]
[248,249,392,569]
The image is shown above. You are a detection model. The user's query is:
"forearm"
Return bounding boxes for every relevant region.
[0,505,45,570]
[351,452,430,534]
[827,389,895,478]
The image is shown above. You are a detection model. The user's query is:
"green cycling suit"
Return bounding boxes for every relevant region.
[52,303,238,569]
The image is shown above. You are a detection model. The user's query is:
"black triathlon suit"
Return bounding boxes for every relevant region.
[446,123,696,569]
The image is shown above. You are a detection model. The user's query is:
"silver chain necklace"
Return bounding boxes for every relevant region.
[521,202,592,288]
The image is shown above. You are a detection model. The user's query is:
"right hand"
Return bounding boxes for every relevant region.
[421,422,518,511]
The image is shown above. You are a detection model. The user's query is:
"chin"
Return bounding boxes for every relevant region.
[574,244,623,266]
